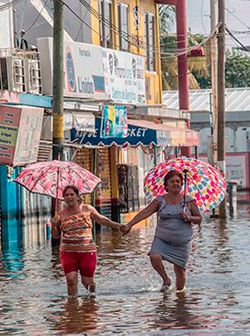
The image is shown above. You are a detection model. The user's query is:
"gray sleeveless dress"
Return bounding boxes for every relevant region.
[149,195,193,269]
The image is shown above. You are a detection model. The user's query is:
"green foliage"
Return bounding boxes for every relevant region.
[159,5,176,38]
[225,50,250,88]
[192,71,211,89]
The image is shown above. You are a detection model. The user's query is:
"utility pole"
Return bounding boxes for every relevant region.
[176,0,191,157]
[52,0,64,245]
[217,0,227,218]
[209,0,217,166]
[53,0,64,161]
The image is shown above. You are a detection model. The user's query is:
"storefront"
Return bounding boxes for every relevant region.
[70,117,199,220]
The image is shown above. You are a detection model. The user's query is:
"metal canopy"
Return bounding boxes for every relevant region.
[163,88,250,113]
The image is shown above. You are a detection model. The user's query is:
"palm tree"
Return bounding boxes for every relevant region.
[158,6,209,90]
[158,5,176,38]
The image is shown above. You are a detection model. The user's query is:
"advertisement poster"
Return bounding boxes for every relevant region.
[0,105,44,166]
[226,153,249,189]
[0,105,21,165]
[14,106,44,166]
[102,48,145,104]
[101,106,128,138]
[37,38,105,99]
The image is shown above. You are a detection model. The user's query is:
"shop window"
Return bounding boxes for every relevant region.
[144,12,156,72]
[117,3,130,51]
[99,0,113,49]
[117,164,140,213]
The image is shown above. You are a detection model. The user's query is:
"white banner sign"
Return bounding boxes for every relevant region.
[37,38,105,99]
[38,38,146,104]
[102,48,145,104]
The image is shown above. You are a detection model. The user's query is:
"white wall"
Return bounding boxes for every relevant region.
[12,0,92,47]
[0,1,14,48]
[198,126,250,154]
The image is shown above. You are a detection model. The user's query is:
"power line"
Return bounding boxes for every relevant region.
[226,27,250,51]
[25,0,48,33]
[225,7,250,30]
[62,0,220,59]
[0,0,23,12]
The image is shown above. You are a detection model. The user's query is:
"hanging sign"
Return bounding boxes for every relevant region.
[0,105,44,166]
[101,106,128,138]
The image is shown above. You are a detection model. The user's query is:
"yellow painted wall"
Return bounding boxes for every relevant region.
[89,0,162,104]
[89,0,163,214]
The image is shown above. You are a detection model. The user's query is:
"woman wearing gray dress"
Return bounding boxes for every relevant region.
[122,170,202,292]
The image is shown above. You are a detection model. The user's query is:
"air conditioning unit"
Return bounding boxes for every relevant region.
[6,57,25,92]
[24,59,42,94]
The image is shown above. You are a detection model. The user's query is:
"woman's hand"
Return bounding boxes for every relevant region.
[120,223,133,235]
[180,211,191,222]
[51,214,61,226]
[51,214,61,239]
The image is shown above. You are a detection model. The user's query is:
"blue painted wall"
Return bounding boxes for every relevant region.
[0,166,22,218]
[0,166,23,246]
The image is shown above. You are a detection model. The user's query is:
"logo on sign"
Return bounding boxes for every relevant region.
[65,48,76,92]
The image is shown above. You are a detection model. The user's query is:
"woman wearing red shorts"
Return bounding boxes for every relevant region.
[51,185,121,297]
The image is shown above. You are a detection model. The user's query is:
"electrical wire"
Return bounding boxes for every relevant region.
[0,0,23,12]
[226,27,250,51]
[225,7,250,30]
[77,0,204,54]
[61,0,220,59]
[25,0,48,33]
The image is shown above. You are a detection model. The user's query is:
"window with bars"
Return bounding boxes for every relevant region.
[99,0,113,49]
[144,12,156,72]
[117,3,130,51]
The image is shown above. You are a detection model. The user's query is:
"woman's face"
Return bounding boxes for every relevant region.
[165,175,182,194]
[64,188,78,206]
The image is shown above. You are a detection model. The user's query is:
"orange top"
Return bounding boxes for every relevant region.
[60,211,96,253]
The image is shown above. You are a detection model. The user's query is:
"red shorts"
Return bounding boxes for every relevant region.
[60,251,97,277]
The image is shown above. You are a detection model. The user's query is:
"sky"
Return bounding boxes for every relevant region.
[186,0,250,49]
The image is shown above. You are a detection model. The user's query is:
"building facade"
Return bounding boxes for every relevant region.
[0,0,198,227]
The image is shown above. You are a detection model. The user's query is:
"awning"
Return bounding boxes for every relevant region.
[128,119,199,147]
[70,118,199,147]
[64,112,95,132]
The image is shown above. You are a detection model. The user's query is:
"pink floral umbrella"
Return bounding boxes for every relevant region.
[144,157,227,213]
[14,160,101,200]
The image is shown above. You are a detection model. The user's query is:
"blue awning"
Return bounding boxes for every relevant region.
[70,118,163,147]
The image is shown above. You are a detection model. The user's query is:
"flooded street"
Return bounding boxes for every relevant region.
[1,204,250,335]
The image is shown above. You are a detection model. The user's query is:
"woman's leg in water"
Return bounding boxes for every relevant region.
[150,253,171,286]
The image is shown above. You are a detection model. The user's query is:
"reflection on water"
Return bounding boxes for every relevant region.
[1,204,250,335]
[48,297,99,335]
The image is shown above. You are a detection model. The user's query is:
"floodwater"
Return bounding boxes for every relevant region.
[1,204,250,335]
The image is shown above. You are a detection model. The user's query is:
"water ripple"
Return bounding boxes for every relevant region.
[1,205,250,335]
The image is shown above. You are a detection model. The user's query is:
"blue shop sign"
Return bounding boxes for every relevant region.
[71,118,158,147]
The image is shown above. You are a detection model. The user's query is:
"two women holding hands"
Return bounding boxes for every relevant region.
[51,170,201,297]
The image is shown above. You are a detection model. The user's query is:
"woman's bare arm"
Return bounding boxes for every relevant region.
[123,199,159,234]
[185,200,202,225]
[89,206,121,229]
[51,214,61,239]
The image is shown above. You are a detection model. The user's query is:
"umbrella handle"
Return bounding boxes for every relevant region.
[183,169,188,211]
[55,167,60,214]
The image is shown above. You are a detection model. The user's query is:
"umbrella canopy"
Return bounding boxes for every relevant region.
[144,157,227,213]
[14,160,101,200]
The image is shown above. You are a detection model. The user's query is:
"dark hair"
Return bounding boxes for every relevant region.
[63,185,79,197]
[164,170,183,191]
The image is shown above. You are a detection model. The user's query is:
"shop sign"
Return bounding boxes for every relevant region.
[101,106,127,138]
[102,48,145,104]
[64,112,95,132]
[71,118,156,147]
[0,105,44,166]
[37,38,105,99]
